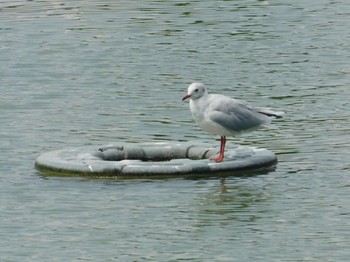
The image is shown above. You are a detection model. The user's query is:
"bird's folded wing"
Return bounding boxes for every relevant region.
[208,101,269,132]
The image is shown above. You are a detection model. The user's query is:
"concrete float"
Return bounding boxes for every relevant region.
[35,142,277,178]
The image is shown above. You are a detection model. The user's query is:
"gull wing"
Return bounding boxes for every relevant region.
[208,95,269,133]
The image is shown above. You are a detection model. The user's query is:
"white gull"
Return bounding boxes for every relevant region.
[182,82,283,162]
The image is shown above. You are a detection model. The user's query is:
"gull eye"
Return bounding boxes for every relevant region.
[194,88,199,92]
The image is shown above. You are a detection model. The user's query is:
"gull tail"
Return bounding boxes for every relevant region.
[257,108,285,119]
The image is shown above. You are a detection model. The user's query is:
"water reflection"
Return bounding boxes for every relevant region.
[195,178,271,226]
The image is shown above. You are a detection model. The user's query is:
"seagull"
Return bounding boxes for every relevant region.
[182,82,283,163]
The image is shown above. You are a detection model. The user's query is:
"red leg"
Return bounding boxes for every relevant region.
[210,136,226,163]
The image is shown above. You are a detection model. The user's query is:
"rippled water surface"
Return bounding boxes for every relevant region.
[1,0,350,261]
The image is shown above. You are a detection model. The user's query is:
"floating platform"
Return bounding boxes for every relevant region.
[35,142,277,178]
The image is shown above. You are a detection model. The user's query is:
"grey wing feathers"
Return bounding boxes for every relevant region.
[208,98,270,132]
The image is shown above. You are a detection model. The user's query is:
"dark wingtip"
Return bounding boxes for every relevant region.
[259,111,284,119]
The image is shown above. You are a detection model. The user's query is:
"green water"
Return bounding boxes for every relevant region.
[1,1,349,261]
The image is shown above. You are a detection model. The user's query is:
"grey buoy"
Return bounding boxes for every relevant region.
[35,142,277,178]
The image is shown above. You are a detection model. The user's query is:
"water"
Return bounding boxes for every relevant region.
[1,0,350,261]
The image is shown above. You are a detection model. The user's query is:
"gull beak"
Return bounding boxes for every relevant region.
[182,94,191,101]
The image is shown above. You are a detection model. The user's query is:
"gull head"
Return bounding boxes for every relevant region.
[182,82,207,101]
